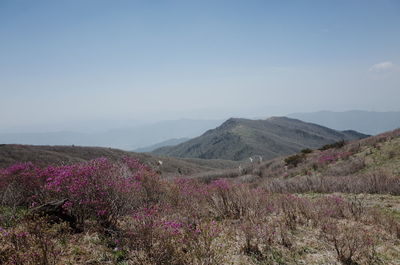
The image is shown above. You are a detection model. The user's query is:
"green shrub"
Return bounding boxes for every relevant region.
[319,140,346,151]
[284,154,305,167]
[301,148,313,154]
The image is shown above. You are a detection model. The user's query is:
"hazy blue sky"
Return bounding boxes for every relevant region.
[1,0,399,130]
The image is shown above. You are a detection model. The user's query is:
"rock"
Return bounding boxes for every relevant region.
[30,199,81,232]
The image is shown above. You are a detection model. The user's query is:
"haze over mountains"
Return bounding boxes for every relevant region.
[1,111,398,156]
[288,110,400,135]
[1,111,398,152]
[152,117,367,161]
[0,119,223,151]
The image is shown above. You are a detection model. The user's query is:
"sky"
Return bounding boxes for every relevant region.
[1,0,399,131]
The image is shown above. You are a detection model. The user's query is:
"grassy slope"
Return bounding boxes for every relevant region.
[281,128,400,179]
[0,144,239,177]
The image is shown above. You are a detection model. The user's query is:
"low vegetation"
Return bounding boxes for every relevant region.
[1,129,400,264]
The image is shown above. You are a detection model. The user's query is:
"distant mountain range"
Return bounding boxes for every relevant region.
[2,111,397,152]
[0,119,223,150]
[134,138,190,152]
[287,110,400,135]
[152,117,368,161]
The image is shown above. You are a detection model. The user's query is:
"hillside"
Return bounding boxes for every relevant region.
[288,110,400,135]
[0,144,238,177]
[191,128,400,190]
[255,127,400,193]
[152,116,368,161]
[1,129,400,265]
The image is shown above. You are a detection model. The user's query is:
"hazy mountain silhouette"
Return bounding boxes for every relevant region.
[134,138,190,152]
[287,110,400,135]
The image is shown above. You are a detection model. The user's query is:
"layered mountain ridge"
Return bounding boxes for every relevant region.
[152,117,368,161]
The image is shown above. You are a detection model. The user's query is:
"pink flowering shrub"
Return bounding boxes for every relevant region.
[42,157,158,227]
[0,157,157,228]
[166,178,210,219]
[0,162,43,207]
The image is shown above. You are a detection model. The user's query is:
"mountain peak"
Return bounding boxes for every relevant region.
[266,116,300,122]
[265,116,283,121]
[152,116,367,161]
[217,118,245,130]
